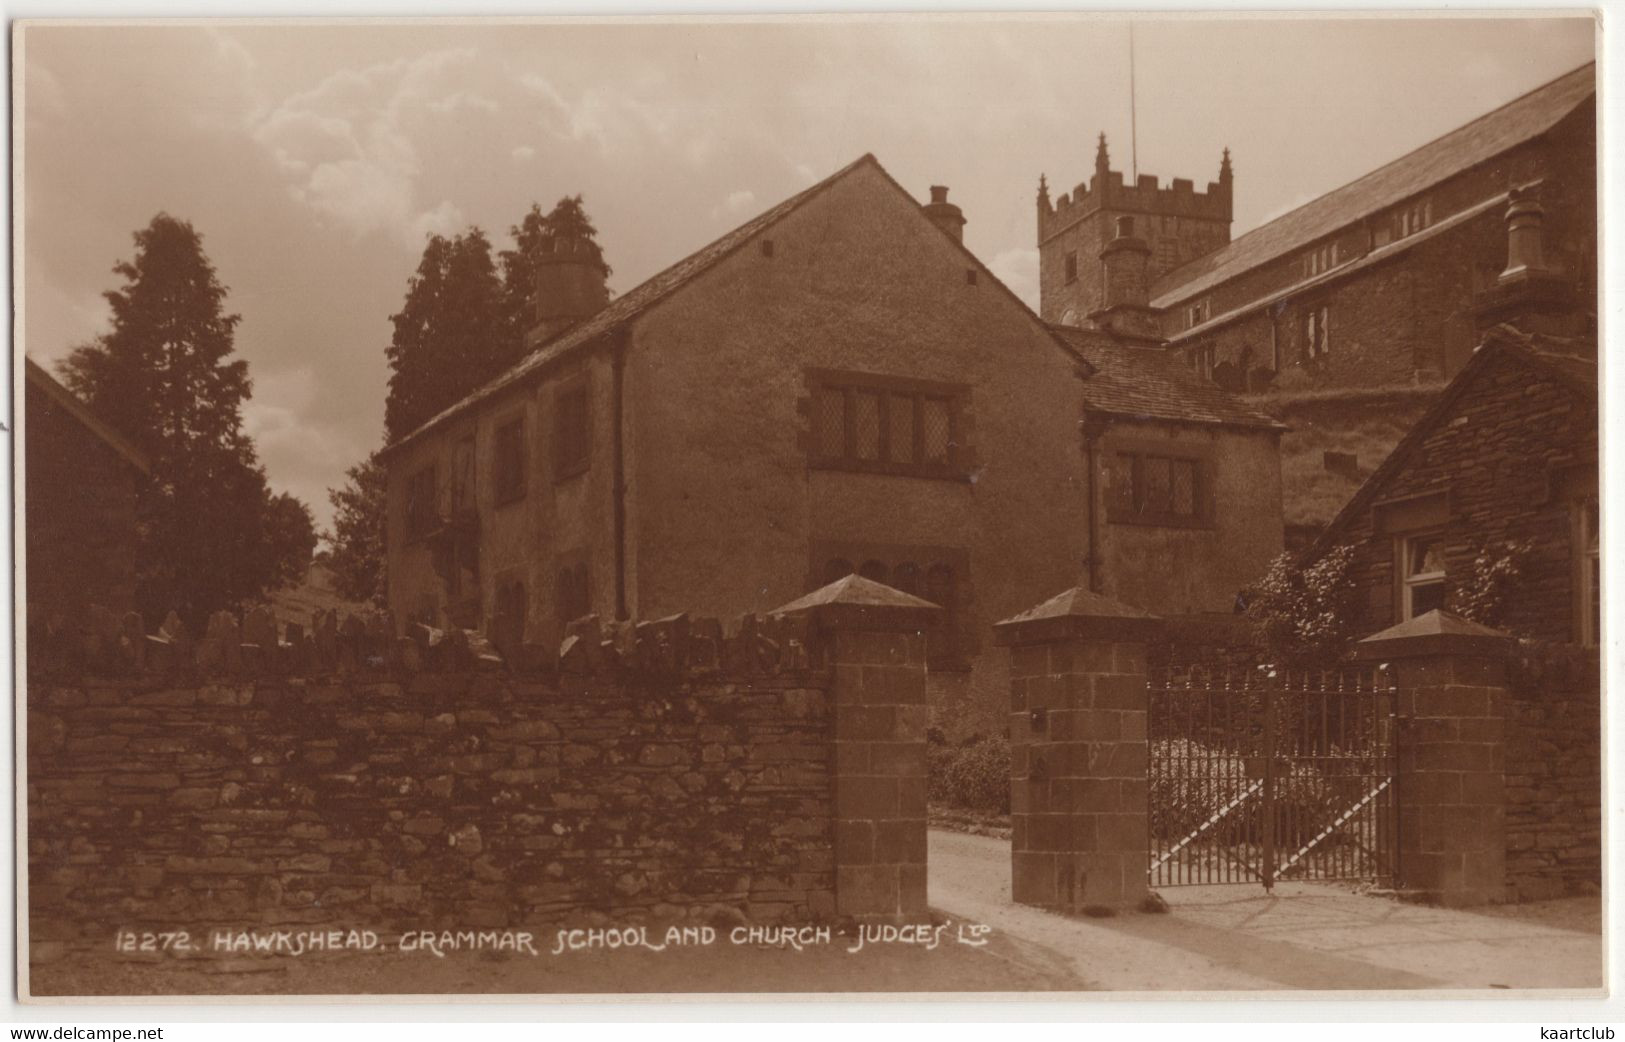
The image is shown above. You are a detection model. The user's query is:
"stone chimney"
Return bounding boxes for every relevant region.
[529,233,610,346]
[1089,216,1162,342]
[1100,215,1149,308]
[923,185,966,243]
[1472,185,1575,336]
[1500,187,1549,280]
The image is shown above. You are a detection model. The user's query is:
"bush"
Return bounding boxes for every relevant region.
[1448,538,1534,631]
[928,734,1010,814]
[1244,544,1359,667]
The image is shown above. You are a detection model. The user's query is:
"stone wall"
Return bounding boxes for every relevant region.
[1504,646,1602,900]
[27,608,841,947]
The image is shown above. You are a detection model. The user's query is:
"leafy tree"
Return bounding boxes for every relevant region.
[57,213,313,626]
[1244,545,1360,668]
[323,453,388,607]
[498,195,611,355]
[263,492,319,590]
[384,228,507,442]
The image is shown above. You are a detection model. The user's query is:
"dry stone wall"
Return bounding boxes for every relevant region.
[27,608,839,947]
[1504,645,1602,900]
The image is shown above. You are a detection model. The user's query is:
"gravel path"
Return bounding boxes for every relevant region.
[927,829,1603,993]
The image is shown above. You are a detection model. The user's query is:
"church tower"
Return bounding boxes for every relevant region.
[1037,134,1234,327]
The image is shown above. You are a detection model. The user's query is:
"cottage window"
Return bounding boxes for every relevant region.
[1190,344,1217,380]
[1186,299,1210,329]
[450,436,475,515]
[405,465,437,542]
[1108,450,1208,528]
[1064,251,1078,284]
[493,416,527,505]
[1395,200,1432,239]
[553,378,591,480]
[1304,242,1340,277]
[1305,305,1331,359]
[806,370,967,479]
[853,391,882,461]
[1400,534,1447,620]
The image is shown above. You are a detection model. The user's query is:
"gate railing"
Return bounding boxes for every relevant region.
[1147,663,1399,891]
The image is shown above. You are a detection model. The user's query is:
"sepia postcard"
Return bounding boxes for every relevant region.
[11,12,1605,1005]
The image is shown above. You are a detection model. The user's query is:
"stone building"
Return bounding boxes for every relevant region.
[1048,246,1285,617]
[24,356,151,622]
[1039,61,1596,392]
[1306,321,1596,645]
[381,154,1283,736]
[1300,286,1599,900]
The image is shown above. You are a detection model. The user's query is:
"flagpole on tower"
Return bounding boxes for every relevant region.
[1129,21,1138,182]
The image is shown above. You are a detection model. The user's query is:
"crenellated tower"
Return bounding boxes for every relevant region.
[1037,133,1233,327]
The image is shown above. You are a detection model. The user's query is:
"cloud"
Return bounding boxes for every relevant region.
[710,189,756,221]
[252,48,483,247]
[987,248,1039,310]
[518,70,717,167]
[408,200,467,243]
[511,144,537,162]
[428,90,499,114]
[244,365,371,519]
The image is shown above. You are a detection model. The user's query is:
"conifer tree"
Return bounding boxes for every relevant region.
[57,213,312,625]
[322,453,388,607]
[384,228,507,442]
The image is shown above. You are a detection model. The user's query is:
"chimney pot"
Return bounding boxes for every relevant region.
[922,184,966,244]
[1501,186,1549,282]
[1090,217,1156,338]
[530,230,609,344]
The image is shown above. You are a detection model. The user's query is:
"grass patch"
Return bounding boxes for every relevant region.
[262,562,374,629]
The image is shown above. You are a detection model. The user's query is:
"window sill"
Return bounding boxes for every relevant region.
[810,457,969,483]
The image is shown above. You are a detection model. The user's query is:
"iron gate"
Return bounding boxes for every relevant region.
[1147,664,1399,891]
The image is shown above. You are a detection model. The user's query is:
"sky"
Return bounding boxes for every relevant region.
[17,14,1596,530]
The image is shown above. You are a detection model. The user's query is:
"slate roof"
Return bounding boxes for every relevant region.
[1049,325,1284,431]
[1150,62,1595,309]
[386,153,1089,455]
[1165,192,1508,345]
[1306,324,1597,562]
[24,357,151,474]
